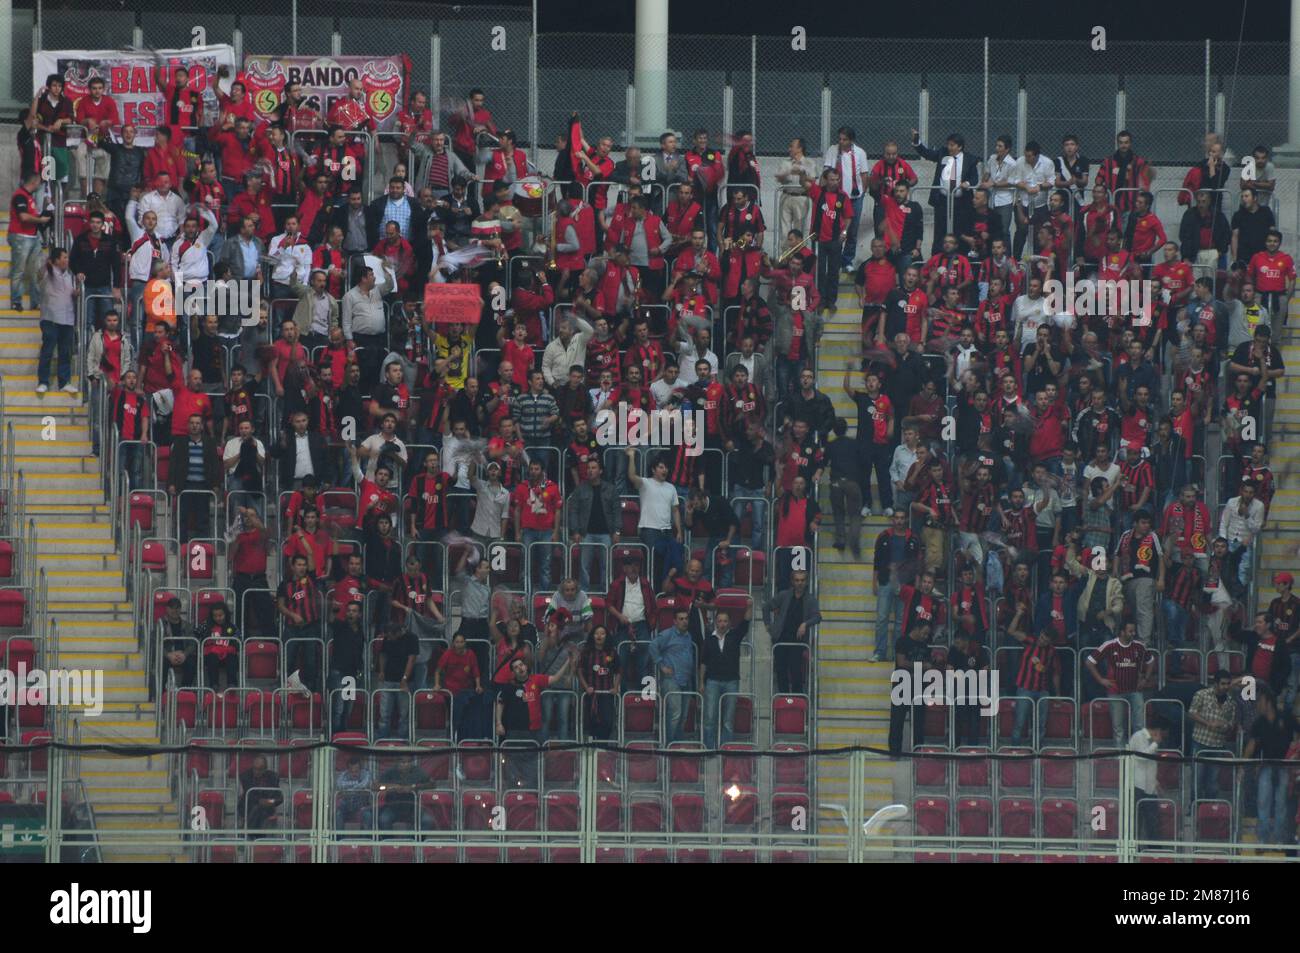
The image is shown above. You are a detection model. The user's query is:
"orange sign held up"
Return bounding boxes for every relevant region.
[423,282,482,325]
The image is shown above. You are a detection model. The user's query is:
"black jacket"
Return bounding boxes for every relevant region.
[913,141,981,209]
[167,434,221,493]
[873,527,921,585]
[271,429,330,486]
[1178,206,1231,259]
[365,194,419,248]
[70,232,119,287]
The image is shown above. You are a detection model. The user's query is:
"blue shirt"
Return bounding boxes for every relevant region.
[383,198,411,239]
[186,439,206,485]
[649,627,695,689]
[238,238,260,280]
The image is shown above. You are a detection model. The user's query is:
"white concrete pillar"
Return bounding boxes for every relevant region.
[633,0,668,144]
[1276,0,1300,164]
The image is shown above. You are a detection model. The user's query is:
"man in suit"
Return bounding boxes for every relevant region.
[764,569,822,694]
[912,130,981,255]
[289,268,339,349]
[366,177,419,247]
[272,408,331,489]
[169,413,222,542]
[218,214,266,282]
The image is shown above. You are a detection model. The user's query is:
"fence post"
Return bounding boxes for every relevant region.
[430,33,440,123]
[32,0,41,53]
[1204,38,1211,134]
[232,27,242,68]
[1115,75,1126,137]
[1016,75,1027,154]
[529,8,539,149]
[1214,75,1226,138]
[625,77,636,147]
[311,744,330,862]
[820,79,832,156]
[579,745,597,862]
[133,24,143,48]
[848,748,866,862]
[331,26,342,57]
[983,36,990,162]
[1118,751,1136,862]
[44,724,62,862]
[722,78,734,141]
[918,76,929,146]
[750,35,757,148]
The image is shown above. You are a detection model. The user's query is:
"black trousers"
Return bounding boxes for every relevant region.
[815,239,842,311]
[773,641,806,694]
[888,699,924,756]
[352,331,388,392]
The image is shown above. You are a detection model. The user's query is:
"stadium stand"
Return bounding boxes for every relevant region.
[1,19,1300,863]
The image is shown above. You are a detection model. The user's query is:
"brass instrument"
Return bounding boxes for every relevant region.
[547,209,558,270]
[776,230,814,265]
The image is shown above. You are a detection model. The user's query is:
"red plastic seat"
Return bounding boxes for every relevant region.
[622,693,656,736]
[129,493,156,532]
[913,796,951,862]
[772,694,808,738]
[0,590,27,628]
[1041,798,1078,840]
[244,641,280,682]
[1195,801,1231,843]
[997,797,1035,840]
[732,548,765,586]
[503,791,541,863]
[955,796,994,862]
[671,792,704,832]
[244,690,281,730]
[186,541,216,580]
[618,500,640,537]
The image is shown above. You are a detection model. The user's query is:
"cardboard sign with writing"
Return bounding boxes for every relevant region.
[424,282,482,325]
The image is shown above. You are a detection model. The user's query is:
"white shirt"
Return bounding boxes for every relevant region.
[359,434,408,480]
[291,431,314,478]
[137,189,186,240]
[1083,462,1121,510]
[623,579,646,624]
[1218,496,1265,545]
[269,233,313,285]
[470,477,511,538]
[169,208,217,281]
[675,345,719,387]
[890,443,918,486]
[984,153,1019,207]
[651,377,684,408]
[222,436,267,463]
[1009,154,1057,210]
[823,143,870,198]
[1128,728,1159,793]
[638,478,678,531]
[441,434,474,489]
[1011,294,1052,348]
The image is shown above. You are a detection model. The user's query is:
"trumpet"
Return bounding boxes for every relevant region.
[776,231,814,265]
[547,211,558,270]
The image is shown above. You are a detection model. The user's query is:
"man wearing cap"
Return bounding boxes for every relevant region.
[1267,572,1300,707]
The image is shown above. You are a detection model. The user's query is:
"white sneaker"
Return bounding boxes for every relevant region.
[61,383,78,394]
[860,505,871,517]
[35,383,47,395]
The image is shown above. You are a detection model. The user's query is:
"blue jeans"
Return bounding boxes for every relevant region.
[1256,764,1290,846]
[1163,600,1189,647]
[38,320,75,387]
[663,683,690,743]
[731,486,767,550]
[701,535,735,588]
[523,527,556,592]
[1012,688,1047,747]
[874,579,900,658]
[540,689,573,744]
[1191,740,1224,801]
[377,680,410,739]
[843,193,865,267]
[615,621,652,686]
[327,669,353,735]
[640,526,674,591]
[578,533,611,593]
[703,678,739,749]
[82,285,115,328]
[8,233,42,307]
[1110,691,1145,745]
[335,799,372,830]
[1227,539,1253,589]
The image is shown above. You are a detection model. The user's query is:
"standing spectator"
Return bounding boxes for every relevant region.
[650,608,696,743]
[1231,186,1276,266]
[513,459,562,594]
[279,555,324,694]
[1243,686,1295,849]
[495,657,563,789]
[1128,715,1169,846]
[71,210,120,331]
[168,414,221,543]
[912,129,980,255]
[222,419,267,519]
[805,169,853,312]
[577,626,621,741]
[627,448,684,591]
[873,510,921,662]
[1179,189,1232,276]
[374,622,417,741]
[1247,228,1294,323]
[1094,130,1153,216]
[1189,671,1239,800]
[341,265,393,391]
[1115,509,1164,645]
[36,248,77,395]
[825,417,864,556]
[197,601,240,691]
[981,135,1018,239]
[775,137,818,237]
[889,621,935,756]
[9,171,51,312]
[699,601,753,748]
[1086,620,1156,747]
[1008,140,1056,259]
[1009,629,1059,747]
[32,75,73,187]
[1219,480,1266,590]
[766,570,821,695]
[605,555,657,683]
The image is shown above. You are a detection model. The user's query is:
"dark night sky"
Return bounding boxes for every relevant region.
[515,0,1281,40]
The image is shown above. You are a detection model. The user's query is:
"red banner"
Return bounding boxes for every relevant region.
[424,283,482,325]
[242,54,412,132]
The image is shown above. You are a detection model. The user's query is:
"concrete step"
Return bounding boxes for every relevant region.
[13,454,98,473]
[32,552,121,571]
[57,652,144,672]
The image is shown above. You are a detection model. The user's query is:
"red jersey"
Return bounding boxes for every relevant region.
[513,479,561,532]
[1248,251,1295,293]
[807,184,852,243]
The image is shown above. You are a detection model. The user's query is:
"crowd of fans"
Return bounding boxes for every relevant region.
[8,66,1300,849]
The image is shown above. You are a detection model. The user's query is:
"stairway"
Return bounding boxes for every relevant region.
[0,231,182,861]
[812,274,899,854]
